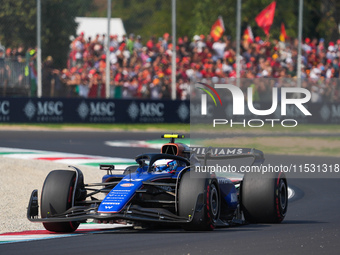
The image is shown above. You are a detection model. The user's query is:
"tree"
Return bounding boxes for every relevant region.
[109,0,339,44]
[0,0,92,68]
[1,0,339,70]
[0,1,36,47]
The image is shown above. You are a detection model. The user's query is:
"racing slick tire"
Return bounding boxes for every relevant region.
[241,171,288,223]
[178,171,220,231]
[41,170,81,232]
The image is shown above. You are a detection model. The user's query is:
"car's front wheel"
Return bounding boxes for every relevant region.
[41,170,81,232]
[178,171,220,231]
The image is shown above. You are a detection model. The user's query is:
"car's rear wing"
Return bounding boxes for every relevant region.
[191,147,265,166]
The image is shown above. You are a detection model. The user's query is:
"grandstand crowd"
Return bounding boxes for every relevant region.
[1,32,340,102]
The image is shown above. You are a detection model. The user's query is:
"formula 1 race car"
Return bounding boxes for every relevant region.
[27,134,288,232]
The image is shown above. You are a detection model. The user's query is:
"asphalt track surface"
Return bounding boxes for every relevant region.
[1,131,339,255]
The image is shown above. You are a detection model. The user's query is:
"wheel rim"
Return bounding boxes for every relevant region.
[279,180,287,213]
[210,184,219,218]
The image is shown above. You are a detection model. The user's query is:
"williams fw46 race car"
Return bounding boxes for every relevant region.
[27,134,288,232]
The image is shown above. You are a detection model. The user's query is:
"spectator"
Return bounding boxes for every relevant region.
[0,47,9,96]
[88,69,105,98]
[6,30,340,101]
[42,56,54,97]
[212,38,226,61]
[134,35,143,55]
[127,33,135,54]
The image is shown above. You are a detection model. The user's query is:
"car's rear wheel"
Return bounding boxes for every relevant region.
[41,170,80,232]
[241,171,288,223]
[178,171,220,231]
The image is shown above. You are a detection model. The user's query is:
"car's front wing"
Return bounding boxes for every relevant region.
[27,189,192,225]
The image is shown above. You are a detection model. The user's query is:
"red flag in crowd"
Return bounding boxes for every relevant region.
[210,16,225,41]
[280,22,287,42]
[243,25,254,43]
[255,1,276,35]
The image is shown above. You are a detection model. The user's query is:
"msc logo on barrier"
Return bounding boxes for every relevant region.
[77,101,115,122]
[320,104,340,123]
[177,102,189,122]
[0,100,10,121]
[127,102,165,122]
[23,100,63,122]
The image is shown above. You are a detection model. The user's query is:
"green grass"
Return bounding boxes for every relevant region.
[191,123,340,134]
[304,136,340,141]
[202,136,340,157]
[0,123,190,132]
[1,123,338,157]
[1,123,339,134]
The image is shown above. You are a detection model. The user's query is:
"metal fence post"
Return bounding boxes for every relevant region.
[37,0,42,97]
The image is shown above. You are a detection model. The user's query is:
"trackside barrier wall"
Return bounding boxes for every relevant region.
[0,98,339,124]
[0,98,190,123]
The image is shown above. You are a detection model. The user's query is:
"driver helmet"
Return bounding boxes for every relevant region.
[154,159,178,172]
